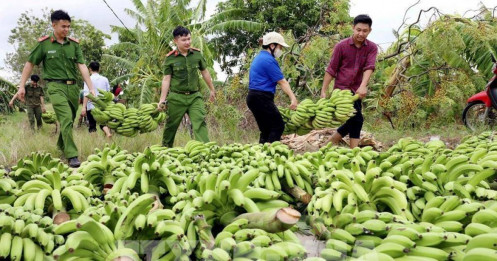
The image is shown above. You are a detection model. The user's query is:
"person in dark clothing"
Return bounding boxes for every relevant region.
[9,74,45,130]
[247,32,298,144]
[320,15,378,148]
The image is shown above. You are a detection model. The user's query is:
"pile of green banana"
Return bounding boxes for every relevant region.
[279,89,358,135]
[53,216,141,260]
[79,144,132,193]
[303,131,497,260]
[4,131,497,260]
[385,137,449,159]
[0,205,64,260]
[315,200,497,260]
[12,168,98,220]
[105,147,187,199]
[164,166,290,226]
[0,177,17,205]
[9,152,68,185]
[201,217,306,260]
[41,111,57,124]
[87,91,167,137]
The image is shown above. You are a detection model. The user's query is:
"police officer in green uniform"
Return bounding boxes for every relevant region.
[9,74,46,130]
[15,10,96,168]
[158,26,216,147]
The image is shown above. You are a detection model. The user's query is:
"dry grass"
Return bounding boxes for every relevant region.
[1,103,483,166]
[0,104,259,166]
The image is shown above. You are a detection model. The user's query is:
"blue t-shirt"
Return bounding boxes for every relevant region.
[249,51,284,94]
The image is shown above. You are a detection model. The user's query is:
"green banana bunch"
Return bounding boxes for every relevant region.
[98,90,115,103]
[87,93,167,136]
[0,177,18,205]
[12,164,96,220]
[106,147,186,199]
[9,152,68,185]
[169,166,289,227]
[79,144,131,193]
[53,217,140,260]
[252,154,314,201]
[0,205,61,260]
[41,111,57,124]
[90,107,111,123]
[279,89,359,135]
[115,104,167,136]
[198,217,306,260]
[85,90,114,110]
[327,88,358,123]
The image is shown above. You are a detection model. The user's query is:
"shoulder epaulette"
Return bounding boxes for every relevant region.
[166,50,177,57]
[38,36,50,42]
[68,37,80,44]
[190,47,201,52]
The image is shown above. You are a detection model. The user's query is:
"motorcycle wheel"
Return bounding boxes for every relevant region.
[462,101,490,131]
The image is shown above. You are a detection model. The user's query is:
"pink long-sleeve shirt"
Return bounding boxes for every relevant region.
[326,37,378,92]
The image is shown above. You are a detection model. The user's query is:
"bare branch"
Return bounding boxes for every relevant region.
[379,6,443,62]
[406,66,452,81]
[395,0,421,36]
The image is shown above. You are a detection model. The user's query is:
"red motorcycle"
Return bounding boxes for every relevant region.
[463,62,497,130]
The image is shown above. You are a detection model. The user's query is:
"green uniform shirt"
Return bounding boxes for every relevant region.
[28,33,85,80]
[24,83,44,106]
[163,48,207,92]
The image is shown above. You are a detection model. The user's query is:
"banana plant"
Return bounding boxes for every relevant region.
[104,0,263,107]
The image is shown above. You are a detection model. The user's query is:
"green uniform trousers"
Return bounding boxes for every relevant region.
[47,82,79,158]
[26,105,42,130]
[162,92,209,147]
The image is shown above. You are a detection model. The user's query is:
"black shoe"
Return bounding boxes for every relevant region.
[68,157,81,168]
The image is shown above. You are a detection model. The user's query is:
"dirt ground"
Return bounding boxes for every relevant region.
[281,128,464,152]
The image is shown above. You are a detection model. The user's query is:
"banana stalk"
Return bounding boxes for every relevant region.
[85,93,108,110]
[234,207,301,233]
[283,184,311,204]
[194,215,215,249]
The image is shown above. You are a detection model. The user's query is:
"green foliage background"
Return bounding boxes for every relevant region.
[2,1,497,133]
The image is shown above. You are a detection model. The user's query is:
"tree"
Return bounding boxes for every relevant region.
[5,8,110,79]
[105,0,263,106]
[212,0,352,73]
[0,77,17,114]
[369,4,497,129]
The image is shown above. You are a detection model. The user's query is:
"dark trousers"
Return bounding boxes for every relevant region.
[246,89,285,144]
[26,105,42,129]
[337,99,364,139]
[87,109,104,133]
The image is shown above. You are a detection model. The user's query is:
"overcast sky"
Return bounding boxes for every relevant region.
[1,0,496,81]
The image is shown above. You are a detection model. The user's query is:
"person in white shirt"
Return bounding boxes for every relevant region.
[81,61,112,137]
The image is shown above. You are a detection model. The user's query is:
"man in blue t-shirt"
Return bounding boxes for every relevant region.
[247,32,298,144]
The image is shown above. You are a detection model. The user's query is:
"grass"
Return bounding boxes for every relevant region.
[0,103,487,166]
[363,119,475,149]
[0,103,259,166]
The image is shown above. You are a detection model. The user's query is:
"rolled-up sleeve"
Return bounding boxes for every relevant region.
[326,44,341,77]
[363,44,378,71]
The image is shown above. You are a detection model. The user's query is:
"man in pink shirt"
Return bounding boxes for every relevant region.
[320,14,378,148]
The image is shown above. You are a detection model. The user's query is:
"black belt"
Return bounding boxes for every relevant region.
[171,90,198,95]
[46,79,76,85]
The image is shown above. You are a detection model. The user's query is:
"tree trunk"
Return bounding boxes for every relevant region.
[383,56,411,98]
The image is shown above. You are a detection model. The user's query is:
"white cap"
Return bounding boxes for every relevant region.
[262,32,289,47]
